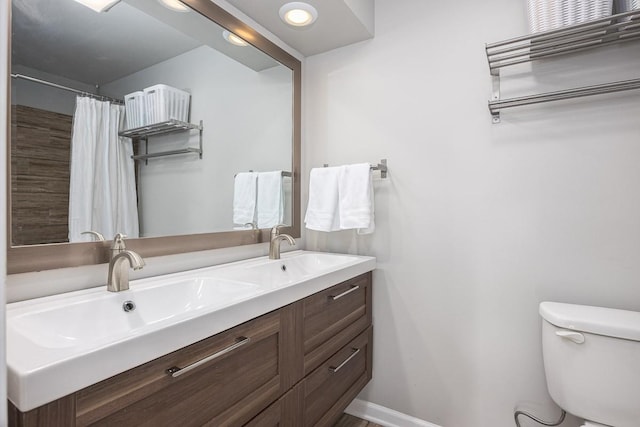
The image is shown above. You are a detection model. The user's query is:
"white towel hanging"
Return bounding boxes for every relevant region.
[339,163,375,234]
[233,172,258,226]
[257,171,284,228]
[304,166,342,232]
[305,163,376,234]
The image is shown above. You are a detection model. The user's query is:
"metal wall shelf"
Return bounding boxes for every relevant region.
[131,148,202,161]
[120,119,203,163]
[486,9,640,123]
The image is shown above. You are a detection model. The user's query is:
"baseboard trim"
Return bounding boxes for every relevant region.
[345,399,441,427]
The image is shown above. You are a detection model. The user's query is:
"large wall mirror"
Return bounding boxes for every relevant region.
[7,0,301,274]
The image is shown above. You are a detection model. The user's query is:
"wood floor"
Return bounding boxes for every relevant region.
[334,413,384,427]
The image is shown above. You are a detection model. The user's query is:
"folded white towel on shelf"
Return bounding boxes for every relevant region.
[339,163,375,234]
[257,171,284,228]
[304,166,342,232]
[233,172,257,226]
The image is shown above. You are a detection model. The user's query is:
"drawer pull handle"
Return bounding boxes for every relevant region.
[329,348,360,373]
[166,336,250,378]
[329,285,360,301]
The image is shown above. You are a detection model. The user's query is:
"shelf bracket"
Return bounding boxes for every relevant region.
[490,69,501,124]
[198,120,203,160]
[143,137,149,165]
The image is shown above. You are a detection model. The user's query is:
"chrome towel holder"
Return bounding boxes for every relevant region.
[234,170,292,178]
[322,159,388,179]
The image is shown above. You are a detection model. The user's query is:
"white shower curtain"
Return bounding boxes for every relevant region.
[68,96,139,242]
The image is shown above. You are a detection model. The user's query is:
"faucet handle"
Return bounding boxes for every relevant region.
[111,233,127,251]
[270,224,287,238]
[81,231,105,241]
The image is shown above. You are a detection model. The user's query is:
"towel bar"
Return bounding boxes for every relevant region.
[234,171,292,178]
[322,159,388,179]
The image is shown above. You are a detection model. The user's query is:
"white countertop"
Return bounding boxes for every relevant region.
[6,250,376,411]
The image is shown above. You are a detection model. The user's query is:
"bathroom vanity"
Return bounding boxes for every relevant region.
[7,252,375,426]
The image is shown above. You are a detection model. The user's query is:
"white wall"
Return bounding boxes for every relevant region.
[102,46,292,236]
[303,1,640,426]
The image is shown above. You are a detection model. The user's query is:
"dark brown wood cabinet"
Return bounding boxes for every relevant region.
[9,272,373,427]
[302,273,372,376]
[244,384,304,427]
[303,327,373,427]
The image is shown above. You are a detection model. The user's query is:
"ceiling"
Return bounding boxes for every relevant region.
[11,0,278,87]
[12,0,198,85]
[11,0,374,87]
[226,0,375,57]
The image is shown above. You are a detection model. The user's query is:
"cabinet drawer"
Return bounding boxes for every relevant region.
[76,306,297,427]
[303,326,373,427]
[303,272,372,374]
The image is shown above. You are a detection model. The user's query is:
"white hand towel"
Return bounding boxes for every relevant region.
[257,171,284,228]
[339,163,375,234]
[304,166,342,232]
[233,172,257,226]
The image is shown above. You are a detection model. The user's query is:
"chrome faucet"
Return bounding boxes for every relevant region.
[107,234,145,292]
[269,225,295,260]
[107,250,145,292]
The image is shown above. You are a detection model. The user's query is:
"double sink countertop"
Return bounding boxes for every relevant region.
[6,250,376,412]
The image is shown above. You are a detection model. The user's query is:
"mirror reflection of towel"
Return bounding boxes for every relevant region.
[257,171,284,228]
[233,172,258,226]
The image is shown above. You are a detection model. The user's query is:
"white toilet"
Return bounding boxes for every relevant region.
[539,302,640,427]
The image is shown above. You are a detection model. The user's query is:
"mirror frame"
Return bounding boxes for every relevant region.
[6,0,301,274]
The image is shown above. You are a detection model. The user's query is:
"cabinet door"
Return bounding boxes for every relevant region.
[76,305,299,427]
[244,384,303,427]
[302,272,372,375]
[303,326,373,427]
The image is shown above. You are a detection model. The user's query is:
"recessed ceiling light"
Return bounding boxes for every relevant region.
[222,30,248,47]
[73,0,120,13]
[157,0,190,12]
[279,2,318,27]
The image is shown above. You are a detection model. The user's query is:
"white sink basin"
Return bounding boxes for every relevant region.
[10,278,260,350]
[211,252,366,287]
[7,250,375,412]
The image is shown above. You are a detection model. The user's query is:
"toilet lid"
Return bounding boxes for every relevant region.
[540,302,640,342]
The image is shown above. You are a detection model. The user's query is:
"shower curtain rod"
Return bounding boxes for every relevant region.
[11,73,124,104]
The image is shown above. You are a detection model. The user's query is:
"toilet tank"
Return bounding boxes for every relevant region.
[539,302,640,427]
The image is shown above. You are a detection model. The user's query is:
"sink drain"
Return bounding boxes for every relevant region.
[281,264,287,272]
[122,300,136,312]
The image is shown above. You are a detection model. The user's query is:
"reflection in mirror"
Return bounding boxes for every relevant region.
[10,0,293,247]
